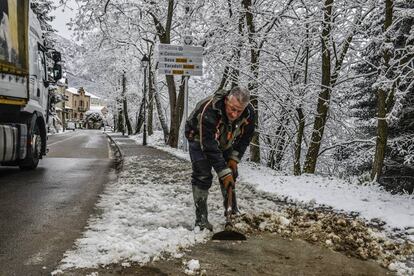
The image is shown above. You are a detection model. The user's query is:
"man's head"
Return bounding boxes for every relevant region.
[224,87,250,122]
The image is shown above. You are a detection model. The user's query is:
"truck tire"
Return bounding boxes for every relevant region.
[19,118,42,170]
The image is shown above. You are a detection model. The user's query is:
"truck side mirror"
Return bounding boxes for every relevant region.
[52,51,62,62]
[53,64,62,81]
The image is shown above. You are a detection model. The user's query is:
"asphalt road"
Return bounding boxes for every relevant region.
[0,130,114,276]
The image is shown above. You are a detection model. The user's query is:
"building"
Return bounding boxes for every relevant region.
[70,87,91,122]
[56,87,91,127]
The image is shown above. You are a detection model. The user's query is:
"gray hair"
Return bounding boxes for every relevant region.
[228,86,250,105]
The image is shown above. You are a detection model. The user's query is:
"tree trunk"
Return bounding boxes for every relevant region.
[153,76,169,141]
[147,64,154,136]
[294,107,305,175]
[218,66,230,90]
[134,97,145,135]
[303,0,333,173]
[122,73,133,135]
[168,76,185,148]
[149,0,179,146]
[166,75,179,147]
[230,8,244,88]
[117,109,124,134]
[113,113,117,132]
[293,21,309,176]
[243,0,261,163]
[371,88,388,180]
[249,94,260,163]
[267,120,288,170]
[371,0,393,180]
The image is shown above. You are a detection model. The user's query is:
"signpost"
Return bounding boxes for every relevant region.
[156,1,202,151]
[156,42,204,151]
[156,44,203,77]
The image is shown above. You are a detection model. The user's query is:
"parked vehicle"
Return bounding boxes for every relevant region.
[0,1,62,170]
[66,122,76,131]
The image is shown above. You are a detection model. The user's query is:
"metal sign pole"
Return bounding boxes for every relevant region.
[183,76,189,151]
[182,0,191,152]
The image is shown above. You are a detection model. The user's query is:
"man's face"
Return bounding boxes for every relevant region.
[225,95,246,122]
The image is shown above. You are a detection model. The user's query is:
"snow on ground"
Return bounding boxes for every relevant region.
[59,156,209,269]
[56,131,413,274]
[140,132,414,233]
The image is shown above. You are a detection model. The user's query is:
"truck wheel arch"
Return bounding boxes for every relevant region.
[19,112,46,170]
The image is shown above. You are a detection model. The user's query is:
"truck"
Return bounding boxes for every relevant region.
[0,0,61,170]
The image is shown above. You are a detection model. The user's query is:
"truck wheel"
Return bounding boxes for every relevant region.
[19,120,42,170]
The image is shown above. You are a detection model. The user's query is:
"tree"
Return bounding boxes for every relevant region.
[31,0,56,47]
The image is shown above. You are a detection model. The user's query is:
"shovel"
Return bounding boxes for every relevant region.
[212,185,247,240]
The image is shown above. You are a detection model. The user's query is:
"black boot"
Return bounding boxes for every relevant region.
[220,182,240,216]
[192,185,213,231]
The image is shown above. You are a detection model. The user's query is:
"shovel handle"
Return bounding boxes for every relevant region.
[225,184,234,226]
[227,185,233,210]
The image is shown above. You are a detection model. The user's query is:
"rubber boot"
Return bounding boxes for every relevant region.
[220,182,240,216]
[192,185,213,231]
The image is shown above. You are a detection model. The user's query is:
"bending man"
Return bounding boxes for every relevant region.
[185,87,255,230]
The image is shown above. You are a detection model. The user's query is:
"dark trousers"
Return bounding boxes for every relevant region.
[189,141,230,190]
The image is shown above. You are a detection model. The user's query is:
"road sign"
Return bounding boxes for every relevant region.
[157,51,203,58]
[158,62,202,70]
[157,43,204,76]
[158,69,203,76]
[158,44,203,53]
[158,57,203,64]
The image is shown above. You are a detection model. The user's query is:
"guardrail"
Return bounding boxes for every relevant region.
[104,132,124,172]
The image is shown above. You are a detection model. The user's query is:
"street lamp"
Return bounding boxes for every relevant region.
[141,54,149,146]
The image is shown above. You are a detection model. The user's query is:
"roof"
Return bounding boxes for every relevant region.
[66,87,78,94]
[66,87,100,99]
[85,92,100,99]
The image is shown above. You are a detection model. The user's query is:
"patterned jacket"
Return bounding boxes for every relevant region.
[185,89,255,177]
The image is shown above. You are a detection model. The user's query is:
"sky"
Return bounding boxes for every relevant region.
[50,0,78,40]
[52,131,414,276]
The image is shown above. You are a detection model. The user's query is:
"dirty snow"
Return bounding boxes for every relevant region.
[184,259,200,275]
[55,131,413,275]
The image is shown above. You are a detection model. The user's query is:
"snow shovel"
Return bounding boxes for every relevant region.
[212,185,247,240]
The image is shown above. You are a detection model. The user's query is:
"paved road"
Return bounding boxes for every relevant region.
[0,130,114,276]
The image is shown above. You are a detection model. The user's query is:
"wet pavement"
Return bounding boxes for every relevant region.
[0,130,114,276]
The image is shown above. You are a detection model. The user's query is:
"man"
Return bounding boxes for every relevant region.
[185,87,255,231]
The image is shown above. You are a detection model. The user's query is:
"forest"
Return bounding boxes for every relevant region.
[38,0,413,193]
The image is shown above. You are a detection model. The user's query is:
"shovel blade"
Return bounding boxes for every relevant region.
[211,230,247,241]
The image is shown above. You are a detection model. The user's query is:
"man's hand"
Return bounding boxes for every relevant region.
[227,159,238,179]
[220,173,235,190]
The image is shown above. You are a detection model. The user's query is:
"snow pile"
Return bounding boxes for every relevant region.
[232,209,414,270]
[58,156,210,269]
[240,164,414,231]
